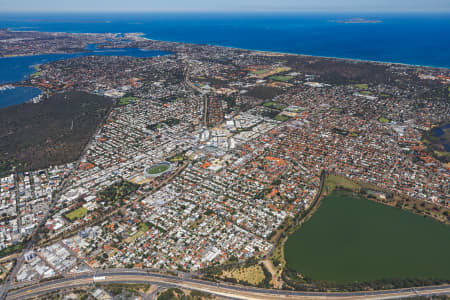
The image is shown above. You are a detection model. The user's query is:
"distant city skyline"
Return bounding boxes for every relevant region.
[1,0,450,12]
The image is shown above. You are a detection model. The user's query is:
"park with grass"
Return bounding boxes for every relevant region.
[352,83,368,89]
[269,75,294,82]
[263,101,285,110]
[378,116,390,123]
[97,180,140,206]
[359,90,373,96]
[30,65,42,77]
[118,96,138,106]
[0,242,24,259]
[221,264,266,286]
[274,114,290,122]
[30,71,42,77]
[251,69,270,75]
[168,154,188,163]
[65,207,88,221]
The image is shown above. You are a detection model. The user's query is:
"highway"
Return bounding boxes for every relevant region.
[6,269,450,300]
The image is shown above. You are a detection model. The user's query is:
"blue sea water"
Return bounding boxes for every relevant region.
[0,46,169,108]
[0,87,42,109]
[0,12,449,68]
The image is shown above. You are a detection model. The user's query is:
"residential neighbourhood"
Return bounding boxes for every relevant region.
[0,29,448,286]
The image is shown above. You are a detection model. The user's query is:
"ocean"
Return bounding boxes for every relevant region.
[1,12,449,68]
[0,12,449,108]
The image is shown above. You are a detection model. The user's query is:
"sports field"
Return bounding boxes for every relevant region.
[146,164,170,175]
[65,207,88,221]
[285,191,450,283]
[118,96,138,105]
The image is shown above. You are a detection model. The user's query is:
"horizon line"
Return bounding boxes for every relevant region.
[1,9,450,14]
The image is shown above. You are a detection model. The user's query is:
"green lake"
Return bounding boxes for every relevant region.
[284,191,450,283]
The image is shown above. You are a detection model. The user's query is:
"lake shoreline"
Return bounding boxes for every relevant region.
[284,189,450,285]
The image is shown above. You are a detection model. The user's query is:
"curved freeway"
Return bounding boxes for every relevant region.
[7,269,450,300]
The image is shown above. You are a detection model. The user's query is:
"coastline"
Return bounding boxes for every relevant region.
[0,86,42,109]
[187,41,450,70]
[5,28,450,70]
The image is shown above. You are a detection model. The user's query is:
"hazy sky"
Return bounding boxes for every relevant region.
[1,0,449,12]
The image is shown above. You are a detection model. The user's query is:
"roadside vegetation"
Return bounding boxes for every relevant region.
[99,283,151,296]
[221,264,266,286]
[187,290,213,299]
[157,288,185,300]
[32,289,90,300]
[203,257,272,288]
[0,261,14,282]
[0,242,24,259]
